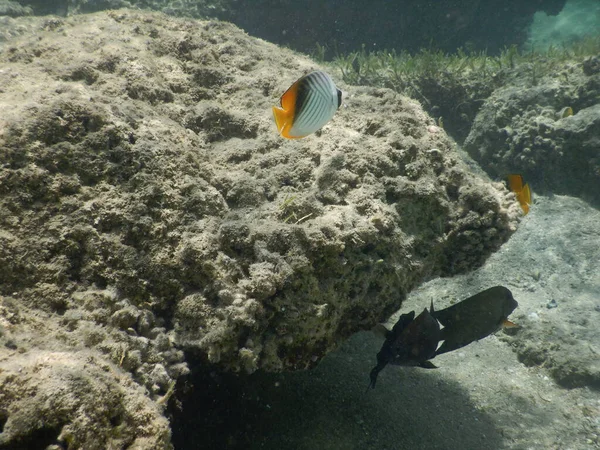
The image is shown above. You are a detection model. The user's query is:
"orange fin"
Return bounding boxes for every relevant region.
[272,105,290,135]
[507,174,532,215]
[279,79,299,111]
[502,319,518,328]
[521,183,531,205]
[507,174,524,193]
[273,79,301,138]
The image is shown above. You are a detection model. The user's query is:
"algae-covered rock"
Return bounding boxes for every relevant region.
[0,10,519,446]
[0,10,518,371]
[0,296,172,449]
[0,350,171,449]
[0,0,30,17]
[464,58,600,205]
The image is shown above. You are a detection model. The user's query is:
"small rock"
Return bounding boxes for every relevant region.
[111,307,140,330]
[546,299,558,309]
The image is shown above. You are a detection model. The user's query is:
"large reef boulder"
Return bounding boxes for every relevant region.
[0,0,31,17]
[0,9,518,446]
[0,335,171,449]
[464,56,600,205]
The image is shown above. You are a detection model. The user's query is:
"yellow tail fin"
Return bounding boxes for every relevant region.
[272,106,290,135]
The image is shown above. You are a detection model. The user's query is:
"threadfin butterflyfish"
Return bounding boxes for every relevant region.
[272,70,342,139]
[507,174,532,215]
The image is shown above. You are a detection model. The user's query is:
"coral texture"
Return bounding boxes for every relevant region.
[464,56,600,205]
[0,10,519,446]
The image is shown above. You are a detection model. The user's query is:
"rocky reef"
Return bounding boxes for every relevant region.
[331,38,600,207]
[0,327,171,448]
[0,10,519,447]
[464,55,600,205]
[0,0,31,17]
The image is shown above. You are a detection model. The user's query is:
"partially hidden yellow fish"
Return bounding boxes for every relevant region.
[272,70,342,139]
[559,106,573,118]
[507,174,532,215]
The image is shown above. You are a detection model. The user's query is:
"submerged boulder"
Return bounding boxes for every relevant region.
[0,10,519,446]
[0,348,171,449]
[464,57,600,205]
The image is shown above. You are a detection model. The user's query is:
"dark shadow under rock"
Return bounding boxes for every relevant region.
[171,332,504,450]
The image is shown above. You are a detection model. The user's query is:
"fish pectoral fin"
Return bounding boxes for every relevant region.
[502,319,519,328]
[419,360,438,369]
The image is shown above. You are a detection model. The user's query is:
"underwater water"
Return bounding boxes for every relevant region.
[0,0,599,449]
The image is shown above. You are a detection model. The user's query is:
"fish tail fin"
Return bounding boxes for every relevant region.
[272,105,291,136]
[521,183,532,213]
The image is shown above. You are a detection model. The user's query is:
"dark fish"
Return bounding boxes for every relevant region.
[368,305,440,389]
[432,286,518,355]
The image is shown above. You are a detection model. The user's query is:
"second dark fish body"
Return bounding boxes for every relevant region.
[432,285,518,355]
